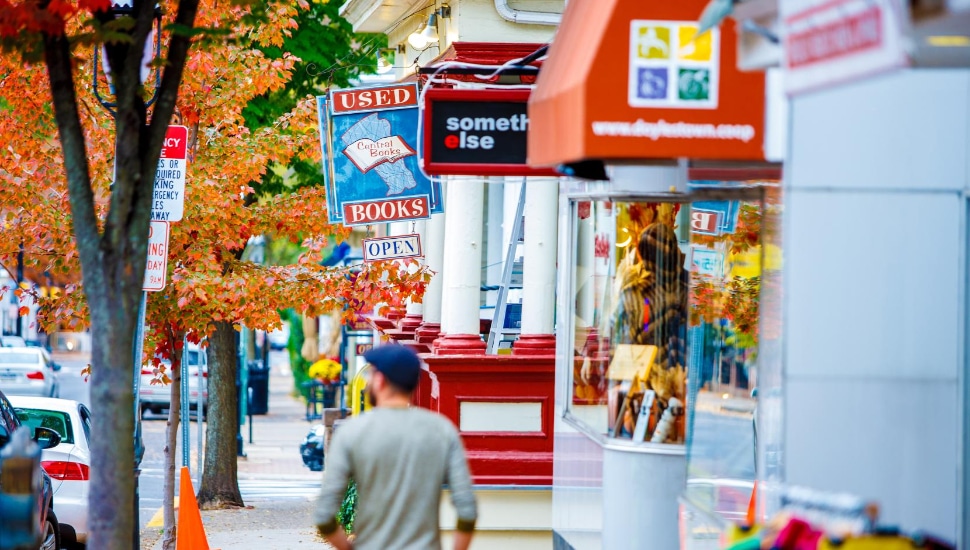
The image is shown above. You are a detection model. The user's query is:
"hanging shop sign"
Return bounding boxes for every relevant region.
[779,0,909,95]
[143,221,169,292]
[362,234,423,262]
[780,0,908,96]
[528,0,766,166]
[152,125,188,222]
[317,83,443,227]
[690,200,739,235]
[422,88,557,176]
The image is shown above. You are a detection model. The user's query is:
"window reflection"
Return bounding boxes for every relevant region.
[570,201,688,444]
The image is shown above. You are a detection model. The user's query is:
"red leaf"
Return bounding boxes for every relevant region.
[18,306,29,316]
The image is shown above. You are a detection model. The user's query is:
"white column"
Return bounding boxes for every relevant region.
[405,220,427,317]
[576,206,595,329]
[519,177,559,336]
[423,193,447,327]
[439,176,485,337]
[503,177,524,305]
[484,179,505,306]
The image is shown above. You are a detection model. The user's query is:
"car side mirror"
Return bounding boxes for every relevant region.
[32,427,61,450]
[0,425,8,448]
[51,362,62,372]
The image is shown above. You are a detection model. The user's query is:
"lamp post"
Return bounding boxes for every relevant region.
[90,3,163,547]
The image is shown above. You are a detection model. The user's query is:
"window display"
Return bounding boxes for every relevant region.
[569,200,689,444]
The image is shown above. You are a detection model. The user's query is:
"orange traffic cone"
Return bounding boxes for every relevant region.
[176,467,210,550]
[745,480,758,526]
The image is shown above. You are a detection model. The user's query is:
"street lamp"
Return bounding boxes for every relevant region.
[92,1,163,116]
[89,2,164,547]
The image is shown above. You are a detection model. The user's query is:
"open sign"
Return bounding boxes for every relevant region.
[362,234,423,262]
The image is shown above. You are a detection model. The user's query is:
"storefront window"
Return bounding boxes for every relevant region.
[565,183,778,459]
[568,199,689,444]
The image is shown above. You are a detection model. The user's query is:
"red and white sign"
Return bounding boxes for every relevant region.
[342,196,431,226]
[152,125,188,222]
[331,84,418,114]
[363,234,423,262]
[342,136,416,172]
[690,209,721,235]
[781,0,907,95]
[143,221,169,292]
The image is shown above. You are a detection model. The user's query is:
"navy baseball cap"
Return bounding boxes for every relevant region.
[363,344,422,391]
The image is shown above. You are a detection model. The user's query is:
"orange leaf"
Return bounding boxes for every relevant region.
[18,306,29,316]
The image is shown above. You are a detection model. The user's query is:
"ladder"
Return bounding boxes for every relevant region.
[486,184,526,354]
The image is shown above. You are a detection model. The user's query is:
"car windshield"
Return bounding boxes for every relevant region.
[0,352,40,364]
[14,408,74,445]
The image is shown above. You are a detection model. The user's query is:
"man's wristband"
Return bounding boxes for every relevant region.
[318,517,339,536]
[456,518,476,533]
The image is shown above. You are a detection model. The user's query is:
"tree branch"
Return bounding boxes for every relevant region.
[42,28,103,285]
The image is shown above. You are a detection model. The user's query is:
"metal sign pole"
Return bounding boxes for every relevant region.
[197,347,205,476]
[181,334,190,469]
[132,291,147,550]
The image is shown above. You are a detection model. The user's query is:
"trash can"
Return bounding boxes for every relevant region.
[247,360,270,415]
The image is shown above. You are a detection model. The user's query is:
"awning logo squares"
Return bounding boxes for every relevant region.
[629,21,720,109]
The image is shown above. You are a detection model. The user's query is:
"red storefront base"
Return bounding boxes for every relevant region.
[419,353,555,485]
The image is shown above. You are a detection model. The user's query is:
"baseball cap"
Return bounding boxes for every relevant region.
[363,344,422,392]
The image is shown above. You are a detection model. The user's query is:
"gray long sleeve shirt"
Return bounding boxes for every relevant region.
[314,406,478,550]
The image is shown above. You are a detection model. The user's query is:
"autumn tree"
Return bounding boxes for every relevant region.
[2,3,428,548]
[0,0,203,546]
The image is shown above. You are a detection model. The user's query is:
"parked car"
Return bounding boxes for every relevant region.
[10,396,91,549]
[139,345,207,417]
[0,347,60,398]
[1,335,28,348]
[299,424,325,471]
[0,388,61,550]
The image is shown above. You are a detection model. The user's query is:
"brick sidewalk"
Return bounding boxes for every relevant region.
[236,354,323,480]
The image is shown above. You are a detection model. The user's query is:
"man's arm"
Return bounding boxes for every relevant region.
[444,430,478,550]
[314,427,353,546]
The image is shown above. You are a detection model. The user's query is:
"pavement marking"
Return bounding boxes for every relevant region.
[146,502,179,528]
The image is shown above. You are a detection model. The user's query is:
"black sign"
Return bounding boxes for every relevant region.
[421,88,556,176]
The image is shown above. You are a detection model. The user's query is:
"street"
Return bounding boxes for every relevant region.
[55,348,321,544]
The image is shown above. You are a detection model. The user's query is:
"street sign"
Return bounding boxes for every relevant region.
[781,0,907,95]
[143,221,169,292]
[422,88,557,176]
[317,84,444,227]
[362,234,423,262]
[152,125,188,222]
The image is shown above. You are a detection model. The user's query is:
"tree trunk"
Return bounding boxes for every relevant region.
[161,342,183,550]
[86,290,139,550]
[198,321,244,508]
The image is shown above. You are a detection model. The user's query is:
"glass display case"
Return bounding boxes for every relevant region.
[553,173,781,549]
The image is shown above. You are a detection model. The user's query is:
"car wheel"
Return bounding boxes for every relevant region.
[40,510,60,550]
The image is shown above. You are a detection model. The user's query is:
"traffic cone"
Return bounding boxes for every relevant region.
[745,480,758,526]
[176,467,210,550]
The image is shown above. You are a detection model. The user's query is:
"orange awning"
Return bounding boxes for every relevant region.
[528,0,766,167]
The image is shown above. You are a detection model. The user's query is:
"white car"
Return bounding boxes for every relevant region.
[0,347,60,398]
[9,396,92,549]
[139,345,207,417]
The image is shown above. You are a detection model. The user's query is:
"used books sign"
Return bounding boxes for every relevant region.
[422,88,556,176]
[317,83,444,226]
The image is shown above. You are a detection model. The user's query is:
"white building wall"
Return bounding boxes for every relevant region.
[781,69,969,544]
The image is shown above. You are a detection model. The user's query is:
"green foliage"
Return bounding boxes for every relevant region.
[241,0,385,196]
[337,479,358,534]
[285,308,313,398]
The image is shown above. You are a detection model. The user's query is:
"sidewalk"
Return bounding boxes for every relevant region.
[142,353,334,549]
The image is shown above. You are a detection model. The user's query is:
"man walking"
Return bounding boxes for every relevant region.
[314,344,478,550]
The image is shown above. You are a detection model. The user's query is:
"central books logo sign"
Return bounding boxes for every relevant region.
[317,83,443,226]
